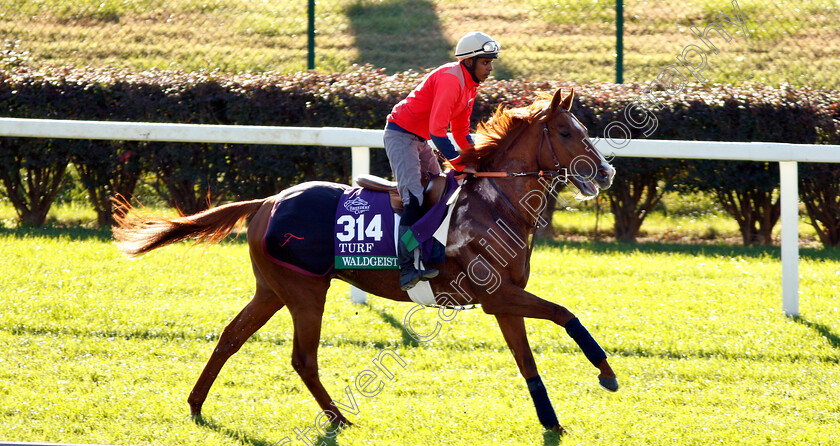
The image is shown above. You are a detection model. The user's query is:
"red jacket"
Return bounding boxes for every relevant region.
[387,62,477,159]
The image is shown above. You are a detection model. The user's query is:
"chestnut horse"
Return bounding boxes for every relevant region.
[113,88,617,433]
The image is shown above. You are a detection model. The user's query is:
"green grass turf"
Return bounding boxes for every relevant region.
[0,211,838,444]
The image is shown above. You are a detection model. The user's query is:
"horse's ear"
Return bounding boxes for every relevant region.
[550,88,565,113]
[562,88,575,110]
[549,88,575,113]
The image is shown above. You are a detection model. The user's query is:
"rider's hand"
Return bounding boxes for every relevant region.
[448,155,474,173]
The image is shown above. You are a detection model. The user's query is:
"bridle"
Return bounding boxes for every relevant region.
[458,109,574,228]
[444,107,594,277]
[467,110,571,180]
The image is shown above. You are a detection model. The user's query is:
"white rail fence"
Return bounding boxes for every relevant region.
[2,117,840,316]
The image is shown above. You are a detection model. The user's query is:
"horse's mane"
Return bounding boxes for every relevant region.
[456,92,553,168]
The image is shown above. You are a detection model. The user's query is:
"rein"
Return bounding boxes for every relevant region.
[462,110,572,228]
[469,121,568,180]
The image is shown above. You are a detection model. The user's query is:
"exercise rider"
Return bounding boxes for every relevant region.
[384,31,499,291]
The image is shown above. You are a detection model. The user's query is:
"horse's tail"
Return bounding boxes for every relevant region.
[112,197,267,257]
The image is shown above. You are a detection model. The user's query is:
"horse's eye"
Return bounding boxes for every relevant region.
[560,131,571,138]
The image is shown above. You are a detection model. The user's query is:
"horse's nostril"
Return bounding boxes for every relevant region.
[598,166,614,178]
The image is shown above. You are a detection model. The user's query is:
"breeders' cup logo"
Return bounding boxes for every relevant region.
[343,196,370,214]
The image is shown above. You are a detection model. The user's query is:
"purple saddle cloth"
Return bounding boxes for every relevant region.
[334,171,459,269]
[263,173,458,276]
[333,188,399,269]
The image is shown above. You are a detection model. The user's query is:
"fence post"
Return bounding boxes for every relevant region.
[616,0,624,83]
[351,146,370,183]
[779,161,799,316]
[349,146,371,304]
[307,0,315,70]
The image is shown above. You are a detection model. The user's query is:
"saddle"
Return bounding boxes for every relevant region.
[355,174,448,214]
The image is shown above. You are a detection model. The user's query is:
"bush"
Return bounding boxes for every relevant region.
[1,66,838,246]
[680,160,781,245]
[71,140,143,226]
[0,72,80,226]
[586,83,840,245]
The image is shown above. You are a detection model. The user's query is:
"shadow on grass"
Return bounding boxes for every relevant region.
[0,224,113,242]
[537,238,840,262]
[543,429,563,446]
[345,0,450,73]
[366,304,420,348]
[4,323,230,344]
[193,415,278,446]
[0,223,249,245]
[195,415,348,446]
[315,433,341,446]
[607,345,839,363]
[792,315,840,351]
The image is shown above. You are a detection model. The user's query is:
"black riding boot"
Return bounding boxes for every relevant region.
[397,193,438,291]
[398,223,422,291]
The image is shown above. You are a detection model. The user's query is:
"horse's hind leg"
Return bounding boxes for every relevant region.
[188,284,284,419]
[288,297,353,428]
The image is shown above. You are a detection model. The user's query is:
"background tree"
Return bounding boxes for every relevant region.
[800,162,840,247]
[605,158,683,242]
[0,137,69,227]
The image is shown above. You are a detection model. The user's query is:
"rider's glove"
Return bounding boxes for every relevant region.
[447,155,468,172]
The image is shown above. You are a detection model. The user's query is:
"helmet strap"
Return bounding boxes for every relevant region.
[461,59,482,83]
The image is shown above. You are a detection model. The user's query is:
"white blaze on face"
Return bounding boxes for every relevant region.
[569,118,606,166]
[570,116,615,182]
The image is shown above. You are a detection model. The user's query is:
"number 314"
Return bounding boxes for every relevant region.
[336,214,383,242]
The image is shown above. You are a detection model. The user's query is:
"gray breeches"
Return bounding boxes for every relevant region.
[383,128,442,207]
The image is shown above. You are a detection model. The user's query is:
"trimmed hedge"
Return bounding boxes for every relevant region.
[571,82,840,244]
[1,66,839,246]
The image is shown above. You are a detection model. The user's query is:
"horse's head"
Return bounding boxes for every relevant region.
[470,88,615,201]
[541,88,615,199]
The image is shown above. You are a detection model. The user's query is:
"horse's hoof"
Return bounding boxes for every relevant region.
[547,425,567,436]
[599,376,619,392]
[189,405,204,423]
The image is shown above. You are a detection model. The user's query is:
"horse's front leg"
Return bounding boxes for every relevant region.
[495,314,563,433]
[484,285,618,392]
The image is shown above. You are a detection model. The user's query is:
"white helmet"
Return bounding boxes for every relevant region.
[455,31,501,60]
